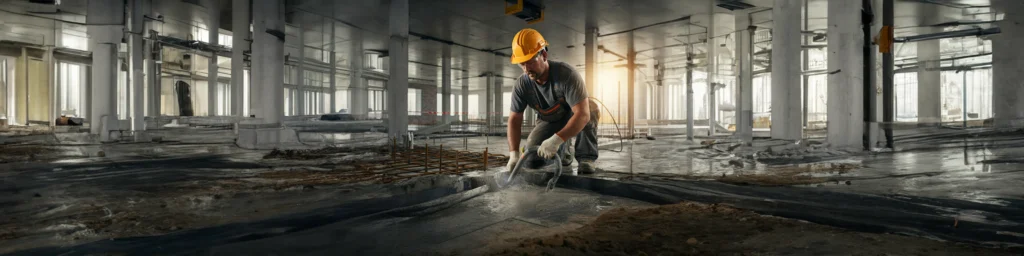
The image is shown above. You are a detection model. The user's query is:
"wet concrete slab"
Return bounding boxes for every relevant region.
[201,186,652,255]
[2,127,1023,254]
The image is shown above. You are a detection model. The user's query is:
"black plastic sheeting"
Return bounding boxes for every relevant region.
[8,170,1022,255]
[7,182,485,256]
[549,173,1024,247]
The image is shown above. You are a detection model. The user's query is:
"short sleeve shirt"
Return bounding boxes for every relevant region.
[509,61,589,115]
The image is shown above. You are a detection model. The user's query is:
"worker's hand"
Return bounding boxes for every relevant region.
[537,135,564,159]
[507,151,521,170]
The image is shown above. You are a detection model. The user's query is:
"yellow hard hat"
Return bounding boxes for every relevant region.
[510,28,548,64]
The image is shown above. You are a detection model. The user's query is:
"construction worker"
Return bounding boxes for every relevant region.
[506,28,601,174]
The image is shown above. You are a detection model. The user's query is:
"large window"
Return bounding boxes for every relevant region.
[335,89,349,113]
[806,74,828,124]
[894,73,918,122]
[502,92,512,118]
[218,33,233,48]
[57,62,86,117]
[408,88,422,116]
[435,93,462,119]
[468,94,480,119]
[215,82,231,116]
[368,89,385,119]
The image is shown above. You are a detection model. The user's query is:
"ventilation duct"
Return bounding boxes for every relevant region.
[716,0,756,11]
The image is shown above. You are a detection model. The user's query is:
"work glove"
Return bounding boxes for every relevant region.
[507,151,521,170]
[537,135,564,159]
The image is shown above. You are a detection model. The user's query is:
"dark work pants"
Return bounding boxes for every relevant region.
[522,101,600,169]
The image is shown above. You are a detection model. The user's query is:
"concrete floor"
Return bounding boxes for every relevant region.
[1,126,1022,254]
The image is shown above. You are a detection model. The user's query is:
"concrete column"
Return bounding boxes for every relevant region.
[349,31,367,118]
[770,0,802,140]
[494,75,504,126]
[872,0,885,146]
[49,48,57,127]
[584,29,598,96]
[461,70,469,121]
[686,44,694,141]
[993,0,1024,128]
[130,0,147,133]
[916,33,941,124]
[386,0,410,138]
[441,44,452,123]
[637,82,647,120]
[735,10,754,142]
[207,0,219,116]
[627,32,635,138]
[146,29,160,117]
[88,0,124,141]
[706,0,717,136]
[827,0,865,149]
[295,18,306,116]
[485,74,493,125]
[328,20,337,114]
[231,0,250,116]
[252,0,284,124]
[236,0,288,149]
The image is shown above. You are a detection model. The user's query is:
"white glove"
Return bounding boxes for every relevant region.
[507,151,521,170]
[537,135,564,159]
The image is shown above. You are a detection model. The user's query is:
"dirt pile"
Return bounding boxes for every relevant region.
[485,202,1021,255]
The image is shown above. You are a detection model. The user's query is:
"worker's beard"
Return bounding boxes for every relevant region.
[527,71,539,80]
[527,70,546,84]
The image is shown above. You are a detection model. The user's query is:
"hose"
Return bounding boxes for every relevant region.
[502,146,562,191]
[588,97,625,152]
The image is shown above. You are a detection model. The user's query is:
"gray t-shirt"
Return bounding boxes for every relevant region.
[510,61,588,115]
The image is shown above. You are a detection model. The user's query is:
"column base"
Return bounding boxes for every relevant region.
[236,120,300,150]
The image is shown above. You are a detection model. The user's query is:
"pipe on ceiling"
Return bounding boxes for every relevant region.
[408,31,511,58]
[894,27,1000,43]
[598,16,693,38]
[894,52,991,68]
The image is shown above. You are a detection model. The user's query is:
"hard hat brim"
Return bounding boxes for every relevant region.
[510,50,539,64]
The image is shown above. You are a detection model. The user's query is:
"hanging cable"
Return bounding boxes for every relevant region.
[589,96,626,151]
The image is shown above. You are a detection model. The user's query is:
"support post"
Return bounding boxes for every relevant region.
[386,0,410,139]
[992,0,1024,128]
[916,29,942,124]
[827,0,867,149]
[735,10,754,143]
[441,44,452,124]
[686,42,694,141]
[863,0,878,150]
[231,0,250,116]
[296,17,306,116]
[130,0,147,133]
[706,0,717,136]
[882,0,894,148]
[207,0,219,116]
[87,0,124,141]
[627,31,635,139]
[349,31,367,119]
[461,69,469,122]
[771,0,803,140]
[329,19,337,114]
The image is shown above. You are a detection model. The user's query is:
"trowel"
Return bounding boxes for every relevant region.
[494,146,563,191]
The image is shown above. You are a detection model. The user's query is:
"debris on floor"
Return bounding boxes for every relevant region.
[485,202,1022,255]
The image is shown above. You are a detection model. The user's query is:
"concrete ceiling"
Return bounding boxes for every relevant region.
[1,0,1000,90]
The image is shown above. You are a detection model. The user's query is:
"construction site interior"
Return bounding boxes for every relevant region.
[1,0,1023,255]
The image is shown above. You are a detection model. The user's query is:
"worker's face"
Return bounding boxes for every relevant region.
[518,51,548,82]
